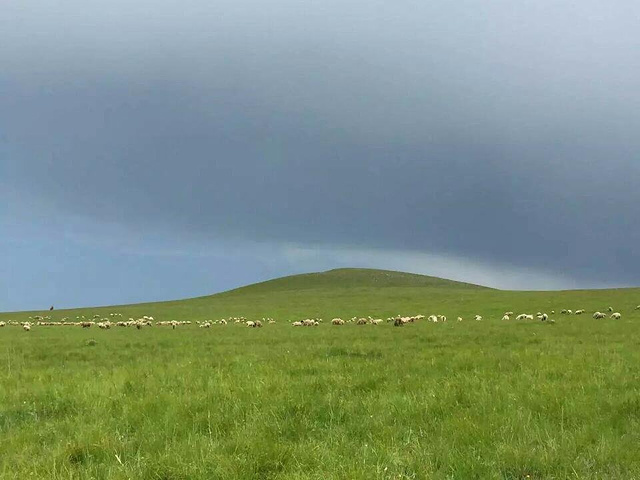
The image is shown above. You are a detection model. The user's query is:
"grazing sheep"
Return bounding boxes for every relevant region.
[593,312,606,319]
[457,317,463,322]
[539,313,548,322]
[23,324,31,331]
[246,321,256,327]
[292,321,303,327]
[371,319,383,325]
[200,322,211,328]
[501,315,510,321]
[575,309,585,315]
[504,311,514,316]
[474,315,482,321]
[171,320,178,329]
[428,315,438,323]
[332,318,345,325]
[0,322,5,327]
[254,320,263,328]
[356,318,368,325]
[393,317,404,327]
[611,312,621,319]
[608,307,614,312]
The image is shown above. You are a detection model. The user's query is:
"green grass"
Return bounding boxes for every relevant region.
[1,268,640,479]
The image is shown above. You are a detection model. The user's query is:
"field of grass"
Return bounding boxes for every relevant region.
[2,269,640,479]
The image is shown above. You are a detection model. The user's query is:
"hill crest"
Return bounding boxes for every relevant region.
[220,268,491,295]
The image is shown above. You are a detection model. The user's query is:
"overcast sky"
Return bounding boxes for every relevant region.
[2,1,639,311]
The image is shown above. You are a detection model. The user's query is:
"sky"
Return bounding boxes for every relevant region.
[2,1,640,311]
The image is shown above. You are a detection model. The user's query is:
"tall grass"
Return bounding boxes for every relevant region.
[1,271,639,478]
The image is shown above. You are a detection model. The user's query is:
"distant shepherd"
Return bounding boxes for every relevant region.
[49,305,54,311]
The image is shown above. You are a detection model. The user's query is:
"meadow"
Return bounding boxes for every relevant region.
[1,269,640,479]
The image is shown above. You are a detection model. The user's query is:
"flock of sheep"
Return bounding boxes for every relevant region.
[304,307,631,327]
[0,313,191,331]
[1,306,636,332]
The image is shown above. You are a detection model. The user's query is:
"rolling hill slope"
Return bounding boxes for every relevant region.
[2,268,639,324]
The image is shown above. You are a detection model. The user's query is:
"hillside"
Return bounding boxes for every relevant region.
[0,268,488,317]
[2,267,639,324]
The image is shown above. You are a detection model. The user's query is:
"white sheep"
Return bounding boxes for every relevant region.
[501,315,510,321]
[332,318,345,325]
[611,312,621,319]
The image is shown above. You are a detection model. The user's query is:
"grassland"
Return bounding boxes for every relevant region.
[1,268,640,479]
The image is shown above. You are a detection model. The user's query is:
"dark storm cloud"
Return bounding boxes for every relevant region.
[3,0,640,286]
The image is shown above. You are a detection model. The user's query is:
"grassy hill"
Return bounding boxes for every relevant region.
[1,267,637,324]
[1,267,490,321]
[3,269,640,478]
